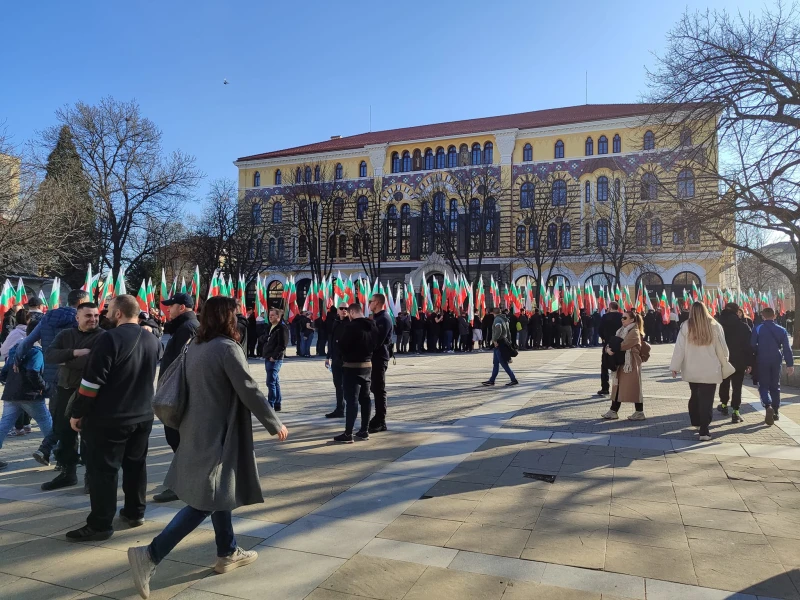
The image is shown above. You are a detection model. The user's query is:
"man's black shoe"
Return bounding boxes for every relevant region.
[766,406,775,426]
[66,525,113,542]
[119,509,144,528]
[355,430,370,441]
[325,411,345,419]
[775,412,780,422]
[41,470,78,491]
[0,460,7,471]
[153,488,178,503]
[32,450,50,467]
[482,381,495,386]
[505,380,519,387]
[368,422,387,434]
[274,405,282,412]
[717,403,729,415]
[597,389,609,396]
[333,433,354,444]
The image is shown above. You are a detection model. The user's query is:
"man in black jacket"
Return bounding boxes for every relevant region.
[325,305,349,418]
[153,292,199,503]
[411,311,426,354]
[260,308,290,411]
[718,303,754,423]
[368,294,393,433]
[67,295,162,542]
[333,303,378,443]
[598,302,623,395]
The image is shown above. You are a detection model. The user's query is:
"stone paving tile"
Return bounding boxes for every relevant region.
[402,566,508,600]
[0,574,90,600]
[88,557,211,600]
[319,554,426,600]
[377,515,462,547]
[607,516,688,550]
[262,515,385,559]
[609,498,684,524]
[604,540,697,585]
[501,579,603,599]
[690,549,800,599]
[679,505,763,534]
[444,523,531,558]
[404,496,478,522]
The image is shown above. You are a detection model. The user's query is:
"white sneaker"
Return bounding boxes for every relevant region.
[698,435,712,441]
[215,547,258,574]
[627,411,646,421]
[128,546,157,599]
[601,410,619,420]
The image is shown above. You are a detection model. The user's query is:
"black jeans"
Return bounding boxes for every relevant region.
[53,386,79,468]
[688,383,716,436]
[611,401,644,412]
[343,367,372,435]
[331,362,344,414]
[719,368,746,411]
[412,330,423,353]
[600,348,610,392]
[83,418,152,532]
[371,358,388,424]
[164,425,180,453]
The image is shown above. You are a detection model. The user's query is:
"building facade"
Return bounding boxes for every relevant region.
[235,104,737,308]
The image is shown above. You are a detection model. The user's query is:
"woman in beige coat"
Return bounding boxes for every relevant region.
[602,310,650,420]
[670,301,734,441]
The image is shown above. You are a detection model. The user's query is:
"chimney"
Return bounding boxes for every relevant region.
[330,135,341,140]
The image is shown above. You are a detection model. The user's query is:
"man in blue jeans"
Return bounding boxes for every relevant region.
[260,308,289,412]
[482,307,519,387]
[752,307,794,426]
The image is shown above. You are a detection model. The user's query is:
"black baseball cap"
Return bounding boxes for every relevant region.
[162,292,194,309]
[27,297,43,308]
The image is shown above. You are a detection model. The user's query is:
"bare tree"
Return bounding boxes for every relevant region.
[347,178,384,280]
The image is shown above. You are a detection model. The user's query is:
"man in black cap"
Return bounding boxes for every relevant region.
[26,297,45,324]
[152,292,199,503]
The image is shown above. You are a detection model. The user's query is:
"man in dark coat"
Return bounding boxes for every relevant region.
[717,303,754,423]
[314,314,327,357]
[368,294,393,433]
[325,305,349,418]
[481,312,494,350]
[598,301,623,395]
[246,312,258,357]
[260,308,290,411]
[411,311,426,353]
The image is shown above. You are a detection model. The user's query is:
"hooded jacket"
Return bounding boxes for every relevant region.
[0,344,48,402]
[15,306,78,385]
[1,323,28,359]
[718,309,754,371]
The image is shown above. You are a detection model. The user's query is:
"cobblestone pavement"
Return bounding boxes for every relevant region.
[1,344,800,599]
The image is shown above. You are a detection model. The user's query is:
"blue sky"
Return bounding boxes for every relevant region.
[3,0,763,203]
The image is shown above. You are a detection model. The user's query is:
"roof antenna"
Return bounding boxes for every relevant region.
[585,71,588,105]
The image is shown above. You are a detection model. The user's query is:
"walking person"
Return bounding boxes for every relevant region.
[127,296,289,599]
[260,308,289,411]
[751,307,794,426]
[598,302,623,395]
[717,303,754,424]
[152,292,199,504]
[482,307,518,386]
[601,310,650,420]
[334,303,378,443]
[368,294,392,434]
[66,295,163,541]
[325,305,348,419]
[670,302,735,441]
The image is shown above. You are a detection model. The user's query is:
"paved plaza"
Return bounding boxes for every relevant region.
[2,344,800,599]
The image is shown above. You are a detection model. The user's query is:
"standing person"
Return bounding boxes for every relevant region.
[26,297,45,323]
[601,310,649,420]
[260,308,289,411]
[325,305,348,419]
[482,307,518,386]
[581,310,592,348]
[426,311,439,353]
[751,307,794,426]
[0,321,53,471]
[66,295,162,541]
[598,302,623,395]
[368,294,392,434]
[314,312,327,357]
[40,303,104,490]
[481,311,494,350]
[670,302,733,441]
[559,312,572,348]
[246,311,258,358]
[517,311,529,350]
[0,308,29,359]
[0,302,22,344]
[152,292,199,504]
[472,314,484,351]
[717,303,754,423]
[411,310,426,354]
[591,310,602,346]
[127,297,289,598]
[458,311,471,352]
[396,311,411,354]
[333,303,378,443]
[571,312,582,348]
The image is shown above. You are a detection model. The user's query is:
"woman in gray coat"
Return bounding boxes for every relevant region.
[127,297,288,599]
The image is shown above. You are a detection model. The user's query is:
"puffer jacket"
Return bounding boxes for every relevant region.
[0,344,48,401]
[15,306,78,385]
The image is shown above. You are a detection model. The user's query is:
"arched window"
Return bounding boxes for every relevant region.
[672,271,701,298]
[555,140,564,159]
[299,235,308,258]
[449,199,459,247]
[677,168,695,199]
[643,130,655,150]
[256,238,264,259]
[560,224,571,249]
[613,134,621,153]
[637,273,664,295]
[424,148,434,170]
[248,239,255,260]
[447,145,458,168]
[412,149,422,170]
[584,181,591,204]
[436,147,445,169]
[391,152,400,173]
[551,179,567,206]
[400,204,411,254]
[334,197,345,220]
[274,169,282,185]
[314,165,320,181]
[585,222,591,247]
[469,199,481,251]
[402,151,411,172]
[304,166,312,183]
[598,136,608,155]
[311,201,318,221]
[278,237,285,260]
[546,275,572,289]
[459,144,470,166]
[251,203,262,225]
[359,161,367,178]
[339,234,347,258]
[516,225,526,251]
[636,220,647,246]
[353,233,361,257]
[673,218,685,245]
[328,235,337,258]
[253,171,261,187]
[268,238,275,260]
[688,221,700,244]
[529,226,538,250]
[585,272,614,291]
[585,137,594,156]
[472,143,482,165]
[651,218,662,246]
[641,173,658,201]
[597,176,609,202]
[547,223,558,249]
[596,219,609,246]
[272,202,282,224]
[484,142,493,164]
[335,163,343,179]
[484,198,496,251]
[357,195,368,220]
[523,143,533,162]
[421,201,431,255]
[295,167,301,184]
[362,233,371,254]
[520,182,535,208]
[680,128,692,146]
[387,205,398,255]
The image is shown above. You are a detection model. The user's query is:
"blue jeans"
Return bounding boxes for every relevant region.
[300,335,312,356]
[445,330,453,351]
[265,359,283,408]
[148,506,236,565]
[758,362,782,410]
[0,400,53,452]
[489,347,517,383]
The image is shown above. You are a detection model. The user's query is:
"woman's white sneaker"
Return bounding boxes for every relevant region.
[127,546,157,599]
[215,547,258,574]
[601,410,619,420]
[627,411,646,421]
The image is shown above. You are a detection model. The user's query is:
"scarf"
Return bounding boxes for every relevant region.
[614,323,637,378]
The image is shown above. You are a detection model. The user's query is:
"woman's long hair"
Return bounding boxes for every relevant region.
[624,309,645,336]
[686,301,713,346]
[196,296,241,343]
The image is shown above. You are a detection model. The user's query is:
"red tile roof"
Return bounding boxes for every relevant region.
[237,103,662,163]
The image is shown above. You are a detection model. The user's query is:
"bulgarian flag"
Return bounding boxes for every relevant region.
[103,270,115,301]
[539,280,547,312]
[0,280,16,321]
[37,289,48,312]
[180,277,187,294]
[432,277,441,311]
[81,265,93,293]
[692,281,700,302]
[49,278,61,310]
[490,275,500,309]
[136,279,149,312]
[160,269,169,318]
[208,270,221,299]
[476,276,486,318]
[15,277,27,305]
[191,266,200,299]
[597,286,606,313]
[147,278,155,309]
[660,289,670,324]
[237,275,247,315]
[116,268,127,296]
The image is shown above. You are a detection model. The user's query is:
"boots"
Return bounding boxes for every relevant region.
[41,466,78,491]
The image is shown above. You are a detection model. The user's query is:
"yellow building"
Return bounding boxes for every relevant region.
[235,103,736,306]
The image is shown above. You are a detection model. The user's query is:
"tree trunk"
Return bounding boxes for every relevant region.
[792,279,800,350]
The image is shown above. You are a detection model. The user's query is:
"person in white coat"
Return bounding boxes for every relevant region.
[670,302,735,441]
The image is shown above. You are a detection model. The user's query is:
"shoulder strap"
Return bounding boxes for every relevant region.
[118,327,143,365]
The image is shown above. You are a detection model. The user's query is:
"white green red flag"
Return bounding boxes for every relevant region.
[160,269,169,318]
[136,279,148,312]
[49,278,60,309]
[15,277,27,305]
[191,266,200,300]
[0,280,16,321]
